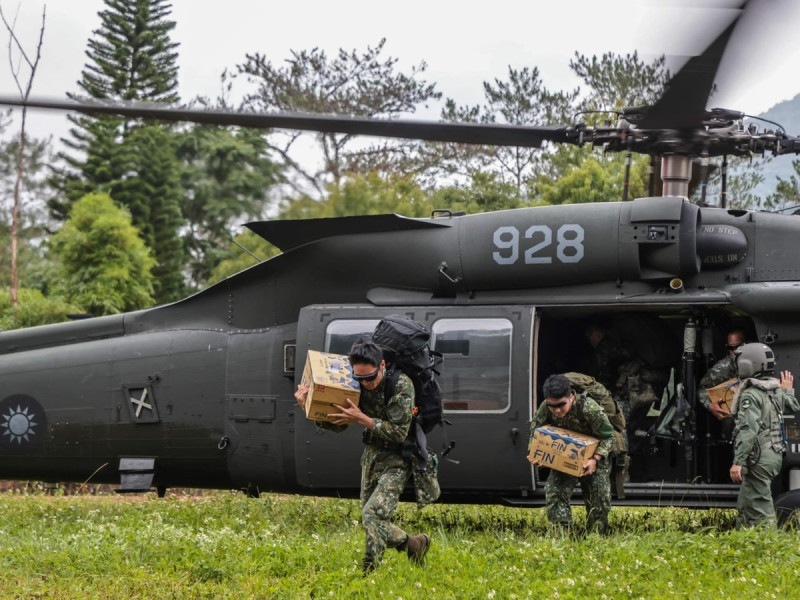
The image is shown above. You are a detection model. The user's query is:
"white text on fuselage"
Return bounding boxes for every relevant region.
[492,225,585,265]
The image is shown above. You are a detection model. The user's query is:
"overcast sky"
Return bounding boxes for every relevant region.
[2,0,800,145]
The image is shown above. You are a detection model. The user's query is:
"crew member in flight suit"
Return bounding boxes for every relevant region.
[729,343,800,527]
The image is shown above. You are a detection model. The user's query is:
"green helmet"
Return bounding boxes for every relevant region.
[735,343,776,378]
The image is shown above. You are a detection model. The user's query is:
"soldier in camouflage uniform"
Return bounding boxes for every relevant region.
[697,330,746,433]
[295,339,430,572]
[730,343,800,528]
[585,324,631,393]
[529,374,615,533]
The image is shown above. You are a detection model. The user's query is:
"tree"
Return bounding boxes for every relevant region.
[50,0,184,303]
[436,67,578,200]
[111,124,185,301]
[536,155,649,205]
[54,0,180,211]
[569,51,671,112]
[429,172,528,214]
[176,124,282,288]
[0,287,78,330]
[49,193,155,316]
[279,172,434,220]
[234,39,441,196]
[0,133,54,291]
[0,2,45,311]
[764,158,800,212]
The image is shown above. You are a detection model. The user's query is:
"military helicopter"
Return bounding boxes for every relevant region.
[2,0,800,521]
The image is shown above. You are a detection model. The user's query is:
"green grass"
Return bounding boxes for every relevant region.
[0,492,797,599]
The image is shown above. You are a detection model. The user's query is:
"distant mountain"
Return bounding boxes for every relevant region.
[750,93,800,200]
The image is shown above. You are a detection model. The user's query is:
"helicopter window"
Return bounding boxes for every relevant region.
[324,319,381,355]
[431,318,512,413]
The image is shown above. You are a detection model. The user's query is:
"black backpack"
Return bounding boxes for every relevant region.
[372,315,444,434]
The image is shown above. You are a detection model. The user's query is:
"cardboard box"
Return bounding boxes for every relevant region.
[706,377,740,413]
[528,425,600,477]
[300,350,361,422]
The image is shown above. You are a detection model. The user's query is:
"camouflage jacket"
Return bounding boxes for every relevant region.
[317,371,414,443]
[530,396,615,458]
[697,354,737,409]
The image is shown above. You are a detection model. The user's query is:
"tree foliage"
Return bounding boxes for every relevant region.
[537,155,650,205]
[49,0,184,303]
[177,125,282,287]
[436,67,578,200]
[279,172,434,220]
[0,287,78,330]
[570,51,671,112]
[764,158,800,212]
[429,171,529,214]
[234,39,441,195]
[111,124,185,301]
[54,0,180,211]
[0,132,54,289]
[49,193,155,316]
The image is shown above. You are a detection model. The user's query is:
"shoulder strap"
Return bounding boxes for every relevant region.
[573,393,589,426]
[763,388,782,420]
[383,367,401,401]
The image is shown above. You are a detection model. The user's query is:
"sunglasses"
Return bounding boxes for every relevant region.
[353,368,380,382]
[546,400,568,409]
[726,344,743,350]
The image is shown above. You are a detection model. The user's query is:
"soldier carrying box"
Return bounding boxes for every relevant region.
[528,373,615,534]
[697,329,746,440]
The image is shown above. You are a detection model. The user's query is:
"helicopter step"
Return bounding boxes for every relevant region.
[114,457,156,494]
[502,482,739,509]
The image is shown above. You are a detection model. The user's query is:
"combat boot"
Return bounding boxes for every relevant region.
[361,558,375,575]
[404,533,430,565]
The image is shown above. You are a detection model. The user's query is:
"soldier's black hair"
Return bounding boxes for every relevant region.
[542,374,572,400]
[348,338,383,367]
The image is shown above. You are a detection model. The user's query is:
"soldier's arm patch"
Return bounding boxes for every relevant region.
[386,403,406,422]
[740,397,751,410]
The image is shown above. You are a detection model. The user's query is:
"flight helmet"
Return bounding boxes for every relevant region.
[735,343,776,378]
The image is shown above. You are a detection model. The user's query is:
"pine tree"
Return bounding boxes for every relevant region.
[51,0,185,303]
[112,125,185,301]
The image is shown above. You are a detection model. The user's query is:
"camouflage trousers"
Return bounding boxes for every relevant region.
[736,449,783,528]
[360,447,412,568]
[545,461,612,534]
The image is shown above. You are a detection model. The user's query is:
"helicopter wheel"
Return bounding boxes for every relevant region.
[774,489,800,528]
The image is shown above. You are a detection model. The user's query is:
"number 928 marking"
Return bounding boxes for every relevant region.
[492,224,585,265]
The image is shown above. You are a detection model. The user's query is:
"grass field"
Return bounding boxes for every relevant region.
[0,492,797,599]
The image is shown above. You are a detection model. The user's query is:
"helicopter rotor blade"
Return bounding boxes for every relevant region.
[0,96,574,149]
[638,1,747,130]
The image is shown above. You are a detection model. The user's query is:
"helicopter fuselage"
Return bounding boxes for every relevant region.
[1,197,800,511]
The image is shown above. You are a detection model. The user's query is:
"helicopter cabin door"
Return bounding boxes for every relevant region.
[294,305,535,498]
